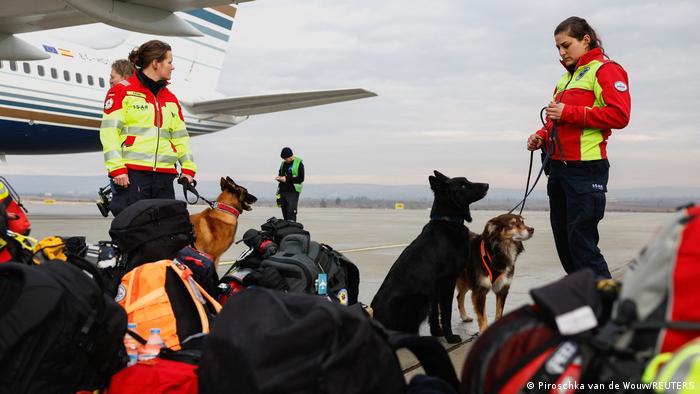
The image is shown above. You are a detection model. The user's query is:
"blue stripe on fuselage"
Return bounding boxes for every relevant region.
[1,119,101,154]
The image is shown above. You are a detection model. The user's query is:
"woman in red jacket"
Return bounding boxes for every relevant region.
[527,17,631,278]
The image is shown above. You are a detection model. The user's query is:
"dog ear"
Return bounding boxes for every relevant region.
[433,170,449,182]
[219,177,227,191]
[429,176,442,191]
[226,176,237,188]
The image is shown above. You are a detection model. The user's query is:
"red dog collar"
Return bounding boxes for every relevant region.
[212,202,240,218]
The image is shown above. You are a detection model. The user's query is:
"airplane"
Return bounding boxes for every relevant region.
[0,1,377,155]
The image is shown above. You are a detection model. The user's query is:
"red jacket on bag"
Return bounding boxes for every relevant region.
[536,48,631,162]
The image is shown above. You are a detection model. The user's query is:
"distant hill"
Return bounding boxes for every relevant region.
[3,175,698,207]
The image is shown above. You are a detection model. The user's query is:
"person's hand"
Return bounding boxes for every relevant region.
[113,174,130,188]
[527,134,544,151]
[276,176,287,183]
[180,174,194,185]
[545,101,565,121]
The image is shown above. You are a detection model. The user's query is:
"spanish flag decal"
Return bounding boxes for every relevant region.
[58,48,74,57]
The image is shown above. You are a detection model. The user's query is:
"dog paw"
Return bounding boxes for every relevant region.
[460,315,474,322]
[445,334,462,344]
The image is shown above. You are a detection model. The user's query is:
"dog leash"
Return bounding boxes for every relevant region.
[178,177,214,206]
[508,108,557,215]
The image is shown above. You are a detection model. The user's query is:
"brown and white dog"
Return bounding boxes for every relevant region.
[190,177,257,267]
[456,213,533,332]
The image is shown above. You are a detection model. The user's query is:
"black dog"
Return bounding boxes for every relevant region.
[371,171,488,343]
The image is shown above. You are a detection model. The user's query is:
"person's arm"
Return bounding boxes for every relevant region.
[560,63,631,130]
[290,162,304,184]
[171,99,197,179]
[100,87,127,177]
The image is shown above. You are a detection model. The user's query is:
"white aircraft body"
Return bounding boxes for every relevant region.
[0,1,376,155]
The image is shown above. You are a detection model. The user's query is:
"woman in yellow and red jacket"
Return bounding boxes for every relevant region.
[100,40,196,216]
[527,17,631,278]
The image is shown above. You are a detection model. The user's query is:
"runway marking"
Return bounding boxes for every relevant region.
[217,242,409,267]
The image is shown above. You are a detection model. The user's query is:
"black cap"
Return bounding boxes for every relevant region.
[280,147,293,158]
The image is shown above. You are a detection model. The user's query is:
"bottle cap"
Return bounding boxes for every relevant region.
[150,328,160,334]
[127,323,137,329]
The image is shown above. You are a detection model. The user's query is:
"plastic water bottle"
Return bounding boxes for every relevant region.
[316,273,328,295]
[138,328,165,362]
[124,323,140,367]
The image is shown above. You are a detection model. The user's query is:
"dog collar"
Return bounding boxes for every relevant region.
[429,214,464,224]
[212,202,241,218]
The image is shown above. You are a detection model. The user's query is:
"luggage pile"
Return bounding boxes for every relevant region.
[222,217,360,305]
[1,202,461,393]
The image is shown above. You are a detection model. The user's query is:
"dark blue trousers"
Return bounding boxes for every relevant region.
[547,159,611,278]
[110,170,176,217]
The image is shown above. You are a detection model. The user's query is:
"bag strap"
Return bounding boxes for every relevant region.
[386,331,460,391]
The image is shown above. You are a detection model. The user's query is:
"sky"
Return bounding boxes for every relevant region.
[4,0,700,191]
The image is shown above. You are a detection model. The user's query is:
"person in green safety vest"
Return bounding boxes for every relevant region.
[275,147,304,221]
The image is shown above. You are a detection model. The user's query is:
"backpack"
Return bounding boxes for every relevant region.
[460,269,616,394]
[0,260,128,393]
[198,288,459,394]
[585,204,700,387]
[260,216,309,244]
[116,259,222,350]
[174,246,219,297]
[109,199,194,269]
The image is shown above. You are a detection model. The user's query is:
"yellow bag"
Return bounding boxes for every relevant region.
[33,236,67,264]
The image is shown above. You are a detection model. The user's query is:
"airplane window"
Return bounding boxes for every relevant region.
[51,68,58,79]
[23,63,31,74]
[76,73,82,84]
[10,61,17,71]
[88,75,94,86]
[38,65,45,77]
[98,77,105,88]
[63,70,70,81]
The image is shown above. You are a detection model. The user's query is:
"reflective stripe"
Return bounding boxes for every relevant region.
[100,119,124,129]
[169,129,189,139]
[179,153,195,163]
[159,129,188,139]
[124,126,157,136]
[122,151,153,161]
[122,151,178,165]
[158,154,178,164]
[103,150,122,161]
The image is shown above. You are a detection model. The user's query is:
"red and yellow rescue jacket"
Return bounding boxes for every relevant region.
[100,74,196,178]
[536,48,631,161]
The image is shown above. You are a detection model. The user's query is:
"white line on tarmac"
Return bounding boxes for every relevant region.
[218,243,409,267]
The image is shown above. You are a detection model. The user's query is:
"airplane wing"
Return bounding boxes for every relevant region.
[0,0,253,60]
[182,88,378,116]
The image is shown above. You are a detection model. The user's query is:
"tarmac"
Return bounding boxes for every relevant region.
[25,201,675,382]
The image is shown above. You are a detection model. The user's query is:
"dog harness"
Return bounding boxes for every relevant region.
[212,202,240,218]
[480,240,503,285]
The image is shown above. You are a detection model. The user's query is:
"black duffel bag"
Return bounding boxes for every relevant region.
[0,260,128,393]
[109,199,194,269]
[198,288,459,394]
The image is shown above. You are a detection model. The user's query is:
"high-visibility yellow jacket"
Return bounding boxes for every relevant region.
[100,74,196,177]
